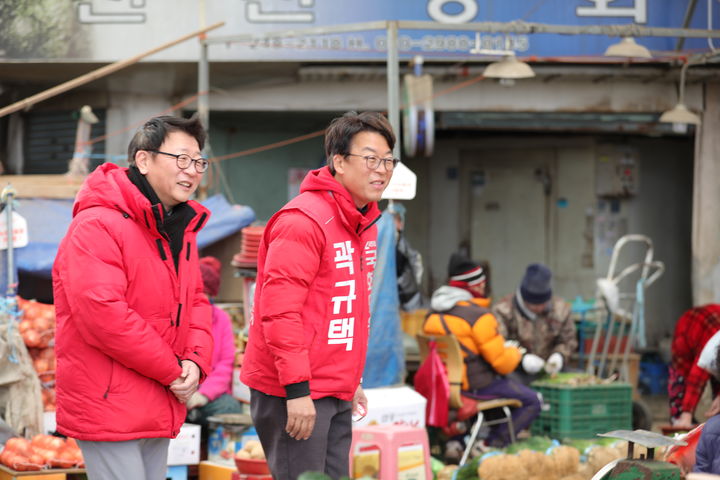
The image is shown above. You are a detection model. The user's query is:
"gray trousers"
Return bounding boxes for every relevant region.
[250,389,352,480]
[78,438,170,480]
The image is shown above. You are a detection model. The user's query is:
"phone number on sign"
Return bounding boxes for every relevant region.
[247,33,529,54]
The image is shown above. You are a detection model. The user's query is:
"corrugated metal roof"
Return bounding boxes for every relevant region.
[23,110,106,174]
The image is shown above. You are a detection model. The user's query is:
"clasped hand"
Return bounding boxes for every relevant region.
[170,360,200,404]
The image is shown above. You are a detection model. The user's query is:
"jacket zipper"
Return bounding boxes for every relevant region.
[103,362,115,398]
[359,213,382,235]
[176,303,183,327]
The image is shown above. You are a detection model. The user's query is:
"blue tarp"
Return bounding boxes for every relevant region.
[5,193,254,280]
[362,211,404,389]
[195,194,256,249]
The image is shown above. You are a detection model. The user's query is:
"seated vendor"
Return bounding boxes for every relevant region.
[423,253,541,454]
[492,263,577,385]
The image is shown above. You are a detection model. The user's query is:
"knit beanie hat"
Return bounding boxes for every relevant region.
[199,256,222,298]
[519,263,552,305]
[447,253,486,288]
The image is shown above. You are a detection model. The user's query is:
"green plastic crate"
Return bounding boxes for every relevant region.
[530,380,632,438]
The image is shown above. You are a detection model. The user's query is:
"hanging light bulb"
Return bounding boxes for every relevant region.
[604,37,652,58]
[483,54,535,80]
[660,62,701,126]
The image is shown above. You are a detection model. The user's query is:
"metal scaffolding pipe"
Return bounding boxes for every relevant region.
[198,41,210,131]
[386,21,401,160]
[397,20,720,38]
[202,20,720,46]
[676,0,700,50]
[0,22,225,119]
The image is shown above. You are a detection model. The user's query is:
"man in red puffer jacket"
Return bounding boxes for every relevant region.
[53,115,213,480]
[242,111,397,479]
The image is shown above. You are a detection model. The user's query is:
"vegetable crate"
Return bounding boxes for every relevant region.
[530,381,632,438]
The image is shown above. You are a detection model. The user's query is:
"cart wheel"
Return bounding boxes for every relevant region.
[632,399,653,431]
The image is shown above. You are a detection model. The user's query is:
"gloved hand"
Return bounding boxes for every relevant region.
[186,391,209,410]
[544,352,564,375]
[522,353,545,374]
[505,339,526,356]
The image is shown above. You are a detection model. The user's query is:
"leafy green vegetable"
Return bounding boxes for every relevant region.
[455,456,481,480]
[504,436,554,454]
[298,472,332,480]
[431,456,445,474]
[561,436,617,453]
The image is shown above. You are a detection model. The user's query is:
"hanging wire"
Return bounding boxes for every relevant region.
[1,298,21,364]
[709,0,718,52]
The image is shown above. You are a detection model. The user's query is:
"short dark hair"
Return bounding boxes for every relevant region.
[324,111,395,175]
[127,114,206,166]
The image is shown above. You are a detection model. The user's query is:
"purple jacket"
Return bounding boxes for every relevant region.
[695,415,720,474]
[198,305,236,400]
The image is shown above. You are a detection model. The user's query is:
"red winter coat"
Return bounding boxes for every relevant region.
[52,163,213,441]
[241,167,380,401]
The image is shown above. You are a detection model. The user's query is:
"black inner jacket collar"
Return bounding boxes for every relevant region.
[127,166,196,271]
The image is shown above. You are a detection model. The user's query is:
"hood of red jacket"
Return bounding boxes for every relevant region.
[73,163,209,232]
[74,163,151,219]
[299,166,381,235]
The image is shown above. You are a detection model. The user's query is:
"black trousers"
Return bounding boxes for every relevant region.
[250,389,352,480]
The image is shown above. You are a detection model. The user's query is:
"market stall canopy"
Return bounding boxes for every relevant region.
[11,194,255,278]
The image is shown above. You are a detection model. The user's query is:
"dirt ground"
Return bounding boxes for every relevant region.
[645,383,714,433]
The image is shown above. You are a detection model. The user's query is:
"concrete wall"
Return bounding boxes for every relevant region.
[692,83,720,306]
[406,133,692,348]
[209,111,333,221]
[210,75,702,114]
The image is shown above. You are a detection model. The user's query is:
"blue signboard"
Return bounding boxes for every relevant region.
[210,0,719,60]
[6,1,716,61]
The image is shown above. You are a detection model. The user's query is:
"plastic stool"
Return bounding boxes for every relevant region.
[350,424,432,479]
[166,464,188,480]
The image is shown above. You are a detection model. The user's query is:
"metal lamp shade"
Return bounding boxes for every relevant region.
[659,103,701,125]
[604,37,652,58]
[483,55,535,79]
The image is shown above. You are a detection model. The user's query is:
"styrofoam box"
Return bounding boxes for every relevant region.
[44,412,200,466]
[167,423,201,466]
[232,367,251,403]
[43,411,56,434]
[353,386,426,429]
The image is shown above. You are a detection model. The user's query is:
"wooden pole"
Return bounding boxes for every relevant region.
[0,21,225,119]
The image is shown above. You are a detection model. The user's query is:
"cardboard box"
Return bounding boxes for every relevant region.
[167,423,201,466]
[354,386,426,429]
[199,461,237,480]
[0,472,65,480]
[0,463,82,480]
[232,367,251,403]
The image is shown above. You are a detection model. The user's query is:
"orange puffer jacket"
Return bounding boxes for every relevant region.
[424,287,521,390]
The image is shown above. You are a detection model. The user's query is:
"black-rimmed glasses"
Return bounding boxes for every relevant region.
[150,150,209,173]
[345,153,400,171]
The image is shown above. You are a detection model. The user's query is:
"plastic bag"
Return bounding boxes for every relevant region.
[414,340,449,427]
[665,423,704,474]
[396,233,422,306]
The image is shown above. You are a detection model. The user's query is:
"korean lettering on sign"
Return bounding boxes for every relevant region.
[426,0,647,24]
[77,0,146,24]
[245,0,315,23]
[329,241,356,351]
[364,240,377,293]
[576,0,647,23]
